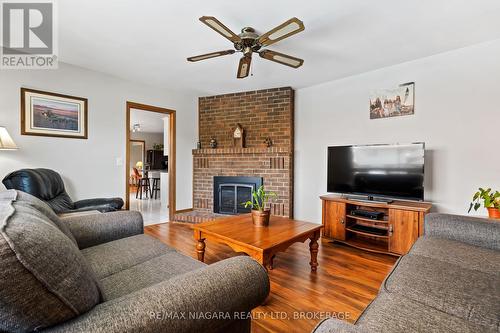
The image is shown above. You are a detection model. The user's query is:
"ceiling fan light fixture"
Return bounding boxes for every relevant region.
[237,56,252,79]
[206,19,232,37]
[259,50,304,68]
[239,63,248,75]
[199,16,241,43]
[190,54,214,61]
[268,22,301,40]
[187,50,235,62]
[257,17,305,47]
[189,16,305,78]
[274,55,301,67]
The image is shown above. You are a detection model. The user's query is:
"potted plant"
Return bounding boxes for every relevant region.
[469,188,500,219]
[244,186,277,227]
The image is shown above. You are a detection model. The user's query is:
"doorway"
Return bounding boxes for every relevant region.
[129,139,145,192]
[125,102,176,223]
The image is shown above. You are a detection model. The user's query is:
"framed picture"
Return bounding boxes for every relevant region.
[21,88,88,139]
[369,82,414,119]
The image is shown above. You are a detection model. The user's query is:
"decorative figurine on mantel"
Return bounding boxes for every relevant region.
[233,123,245,148]
[209,137,217,149]
[264,137,273,147]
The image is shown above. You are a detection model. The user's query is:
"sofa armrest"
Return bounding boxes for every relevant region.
[73,197,124,212]
[313,319,364,333]
[44,256,270,333]
[61,211,144,249]
[424,213,500,250]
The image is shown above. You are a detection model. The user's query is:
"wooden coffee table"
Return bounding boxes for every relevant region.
[192,214,323,271]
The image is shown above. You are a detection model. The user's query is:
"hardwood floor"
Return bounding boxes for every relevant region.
[145,222,397,333]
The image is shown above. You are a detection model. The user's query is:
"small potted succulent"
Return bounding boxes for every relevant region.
[469,188,500,219]
[244,186,276,227]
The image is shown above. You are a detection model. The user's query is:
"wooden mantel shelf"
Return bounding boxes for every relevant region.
[192,147,291,155]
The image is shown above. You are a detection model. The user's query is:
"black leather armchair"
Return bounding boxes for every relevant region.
[2,168,124,214]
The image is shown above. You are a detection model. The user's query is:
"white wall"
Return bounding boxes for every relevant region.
[129,142,144,171]
[295,39,500,223]
[0,63,197,211]
[130,131,164,151]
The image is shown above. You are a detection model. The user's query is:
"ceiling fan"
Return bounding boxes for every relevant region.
[187,16,305,79]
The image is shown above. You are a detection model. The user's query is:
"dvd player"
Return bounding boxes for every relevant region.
[349,224,387,236]
[350,209,385,220]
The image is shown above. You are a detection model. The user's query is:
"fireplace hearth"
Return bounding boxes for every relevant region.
[213,176,263,215]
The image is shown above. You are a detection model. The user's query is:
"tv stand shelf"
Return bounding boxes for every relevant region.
[346,225,389,238]
[321,194,432,256]
[346,214,388,224]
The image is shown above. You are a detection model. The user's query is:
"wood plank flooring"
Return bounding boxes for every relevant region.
[145,222,397,333]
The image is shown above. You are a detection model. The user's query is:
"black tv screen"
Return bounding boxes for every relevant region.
[327,143,425,201]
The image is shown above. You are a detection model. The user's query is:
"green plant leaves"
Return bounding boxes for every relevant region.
[243,185,278,212]
[469,187,500,212]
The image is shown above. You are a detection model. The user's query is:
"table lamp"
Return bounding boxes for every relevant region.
[135,161,143,169]
[0,127,18,150]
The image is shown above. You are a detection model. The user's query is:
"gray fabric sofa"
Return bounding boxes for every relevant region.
[0,190,270,333]
[313,213,500,333]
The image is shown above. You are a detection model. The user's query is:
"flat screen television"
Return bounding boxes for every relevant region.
[327,143,425,201]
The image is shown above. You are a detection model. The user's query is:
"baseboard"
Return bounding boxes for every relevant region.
[174,208,193,214]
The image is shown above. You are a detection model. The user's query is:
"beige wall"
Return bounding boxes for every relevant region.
[0,62,197,210]
[130,131,163,151]
[129,142,144,170]
[294,39,500,222]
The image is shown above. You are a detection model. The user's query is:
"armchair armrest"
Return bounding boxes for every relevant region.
[44,256,270,333]
[424,213,500,250]
[61,211,144,249]
[74,197,124,212]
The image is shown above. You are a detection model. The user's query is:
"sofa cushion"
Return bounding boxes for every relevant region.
[100,251,206,300]
[9,190,78,246]
[411,236,500,274]
[81,234,176,279]
[0,191,100,332]
[424,213,500,250]
[355,292,492,333]
[0,191,101,332]
[383,253,500,330]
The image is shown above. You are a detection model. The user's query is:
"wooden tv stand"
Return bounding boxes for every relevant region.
[320,195,432,256]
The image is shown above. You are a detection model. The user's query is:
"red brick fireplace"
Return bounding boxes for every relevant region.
[175,87,294,223]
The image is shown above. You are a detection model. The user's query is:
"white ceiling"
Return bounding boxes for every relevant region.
[130,109,165,133]
[59,0,500,95]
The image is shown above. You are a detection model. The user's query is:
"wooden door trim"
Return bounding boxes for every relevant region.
[128,139,146,177]
[125,101,176,219]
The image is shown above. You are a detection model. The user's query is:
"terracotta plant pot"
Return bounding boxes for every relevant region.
[251,209,271,227]
[487,207,500,219]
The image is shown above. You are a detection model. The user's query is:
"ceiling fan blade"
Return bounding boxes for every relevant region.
[199,16,241,43]
[259,50,304,68]
[237,56,252,79]
[258,17,305,47]
[187,50,235,62]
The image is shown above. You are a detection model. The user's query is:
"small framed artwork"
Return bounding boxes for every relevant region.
[369,82,415,119]
[21,88,88,139]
